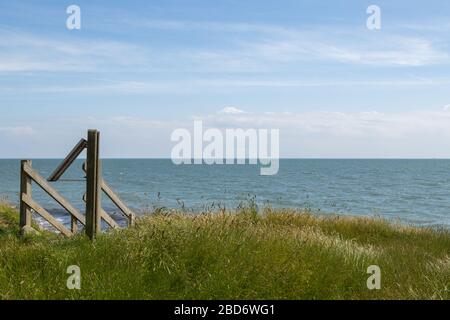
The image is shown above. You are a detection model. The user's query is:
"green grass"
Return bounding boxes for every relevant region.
[0,203,449,300]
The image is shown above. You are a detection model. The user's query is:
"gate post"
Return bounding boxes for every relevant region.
[20,160,32,232]
[85,130,102,239]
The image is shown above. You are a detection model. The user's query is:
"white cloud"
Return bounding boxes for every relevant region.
[0,126,34,136]
[243,35,448,67]
[4,110,450,158]
[218,107,246,114]
[2,19,448,75]
[193,109,450,157]
[128,19,290,35]
[3,75,450,96]
[0,30,146,72]
[201,109,450,135]
[127,19,450,67]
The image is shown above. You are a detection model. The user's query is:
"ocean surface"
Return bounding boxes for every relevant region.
[1,159,450,228]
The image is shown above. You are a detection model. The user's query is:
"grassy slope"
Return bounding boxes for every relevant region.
[0,203,449,300]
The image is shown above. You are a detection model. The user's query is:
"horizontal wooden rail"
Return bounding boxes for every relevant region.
[23,162,86,225]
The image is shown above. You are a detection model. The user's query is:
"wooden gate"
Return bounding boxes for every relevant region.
[19,130,135,239]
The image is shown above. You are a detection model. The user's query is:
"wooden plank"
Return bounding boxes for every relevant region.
[101,209,120,230]
[101,181,134,219]
[23,163,86,225]
[20,160,33,230]
[83,162,136,227]
[82,195,120,230]
[86,129,102,239]
[48,138,87,182]
[22,193,73,238]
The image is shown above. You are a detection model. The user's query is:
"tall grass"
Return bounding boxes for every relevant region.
[0,203,449,300]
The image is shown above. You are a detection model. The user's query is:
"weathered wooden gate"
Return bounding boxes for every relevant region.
[19,129,135,239]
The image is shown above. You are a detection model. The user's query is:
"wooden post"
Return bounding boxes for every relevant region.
[71,216,78,234]
[20,160,32,232]
[85,130,102,239]
[129,214,136,227]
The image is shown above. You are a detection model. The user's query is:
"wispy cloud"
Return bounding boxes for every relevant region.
[0,126,34,136]
[126,19,291,35]
[3,76,450,95]
[218,107,246,114]
[0,29,146,72]
[127,19,450,67]
[5,109,450,158]
[235,34,449,67]
[195,108,450,157]
[2,18,448,75]
[199,109,450,137]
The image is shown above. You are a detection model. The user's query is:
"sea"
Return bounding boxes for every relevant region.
[1,159,449,228]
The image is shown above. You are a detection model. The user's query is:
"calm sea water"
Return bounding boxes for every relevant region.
[1,159,449,227]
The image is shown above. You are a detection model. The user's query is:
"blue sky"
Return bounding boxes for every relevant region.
[1,0,450,158]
